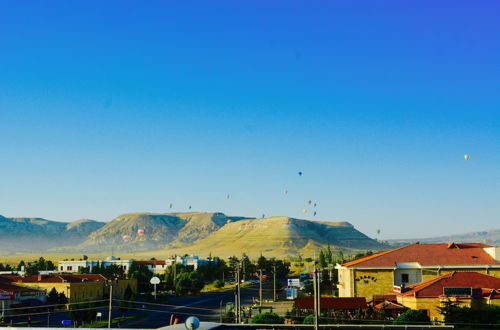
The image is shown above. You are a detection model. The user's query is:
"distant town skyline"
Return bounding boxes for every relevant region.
[1,1,499,239]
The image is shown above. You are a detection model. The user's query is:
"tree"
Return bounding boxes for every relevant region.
[251,312,284,324]
[325,244,333,265]
[393,309,430,325]
[128,262,153,283]
[303,314,327,324]
[47,287,59,305]
[318,250,327,268]
[25,264,39,276]
[175,272,205,295]
[17,260,26,271]
[120,284,134,312]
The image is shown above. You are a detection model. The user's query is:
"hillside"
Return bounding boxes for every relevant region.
[154,216,387,258]
[78,212,249,252]
[389,228,500,246]
[0,215,105,253]
[0,212,388,257]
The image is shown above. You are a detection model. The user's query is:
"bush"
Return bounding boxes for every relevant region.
[303,314,328,324]
[213,279,224,288]
[393,309,430,325]
[251,312,284,324]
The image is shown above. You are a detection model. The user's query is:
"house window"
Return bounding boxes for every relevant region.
[401,274,409,283]
[68,266,73,271]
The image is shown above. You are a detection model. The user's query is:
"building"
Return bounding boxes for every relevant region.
[395,271,500,322]
[3,274,137,304]
[135,260,167,274]
[0,282,46,316]
[58,256,134,274]
[336,243,500,300]
[165,255,209,270]
[294,297,367,316]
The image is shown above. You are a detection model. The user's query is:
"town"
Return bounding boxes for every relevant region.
[1,242,499,328]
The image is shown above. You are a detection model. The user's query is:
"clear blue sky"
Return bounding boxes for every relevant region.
[1,1,499,239]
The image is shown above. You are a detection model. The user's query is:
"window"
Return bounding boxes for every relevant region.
[68,266,73,271]
[401,273,409,283]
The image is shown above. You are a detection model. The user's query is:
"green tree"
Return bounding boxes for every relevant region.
[318,250,327,268]
[303,314,328,324]
[175,272,204,295]
[393,309,430,325]
[47,287,59,305]
[251,312,284,324]
[325,244,333,265]
[25,264,39,275]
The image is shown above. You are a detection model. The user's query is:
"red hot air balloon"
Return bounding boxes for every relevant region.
[137,229,145,236]
[122,235,131,242]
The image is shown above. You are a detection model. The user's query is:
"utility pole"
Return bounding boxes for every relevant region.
[173,255,177,294]
[107,281,114,328]
[317,266,321,324]
[273,265,277,302]
[259,269,263,307]
[235,264,241,324]
[313,263,319,330]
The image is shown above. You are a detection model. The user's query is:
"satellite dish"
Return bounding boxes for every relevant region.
[464,154,470,160]
[185,316,200,330]
[150,276,161,285]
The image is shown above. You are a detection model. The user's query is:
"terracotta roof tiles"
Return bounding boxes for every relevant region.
[342,243,498,268]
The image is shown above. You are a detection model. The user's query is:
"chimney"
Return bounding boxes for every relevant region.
[484,247,500,261]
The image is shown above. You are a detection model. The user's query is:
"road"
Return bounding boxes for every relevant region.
[121,283,262,328]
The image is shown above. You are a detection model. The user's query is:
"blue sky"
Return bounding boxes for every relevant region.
[0,1,499,239]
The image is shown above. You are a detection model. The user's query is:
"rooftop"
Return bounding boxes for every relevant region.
[398,271,500,298]
[342,243,499,268]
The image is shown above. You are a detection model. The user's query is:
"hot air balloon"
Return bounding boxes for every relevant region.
[313,211,317,216]
[308,200,312,205]
[313,203,317,208]
[464,154,470,160]
[376,229,381,235]
[262,214,265,218]
[284,190,288,195]
[298,172,303,176]
[122,235,131,242]
[137,229,145,236]
[226,194,230,199]
[169,203,173,209]
[303,209,308,214]
[188,205,192,210]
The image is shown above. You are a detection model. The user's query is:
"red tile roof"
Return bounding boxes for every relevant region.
[398,272,500,298]
[0,282,38,293]
[7,274,110,284]
[135,260,166,266]
[374,301,408,311]
[295,297,367,309]
[342,243,498,267]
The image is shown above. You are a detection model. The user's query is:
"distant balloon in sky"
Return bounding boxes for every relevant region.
[169,203,173,209]
[313,203,317,208]
[298,172,303,176]
[464,154,470,160]
[137,229,145,236]
[226,194,230,199]
[122,235,131,242]
[308,200,312,205]
[313,211,317,216]
[376,229,381,235]
[262,214,265,218]
[303,209,308,214]
[284,190,288,195]
[189,205,192,210]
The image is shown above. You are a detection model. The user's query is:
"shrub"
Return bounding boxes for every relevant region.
[393,309,430,325]
[213,279,224,288]
[251,312,284,324]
